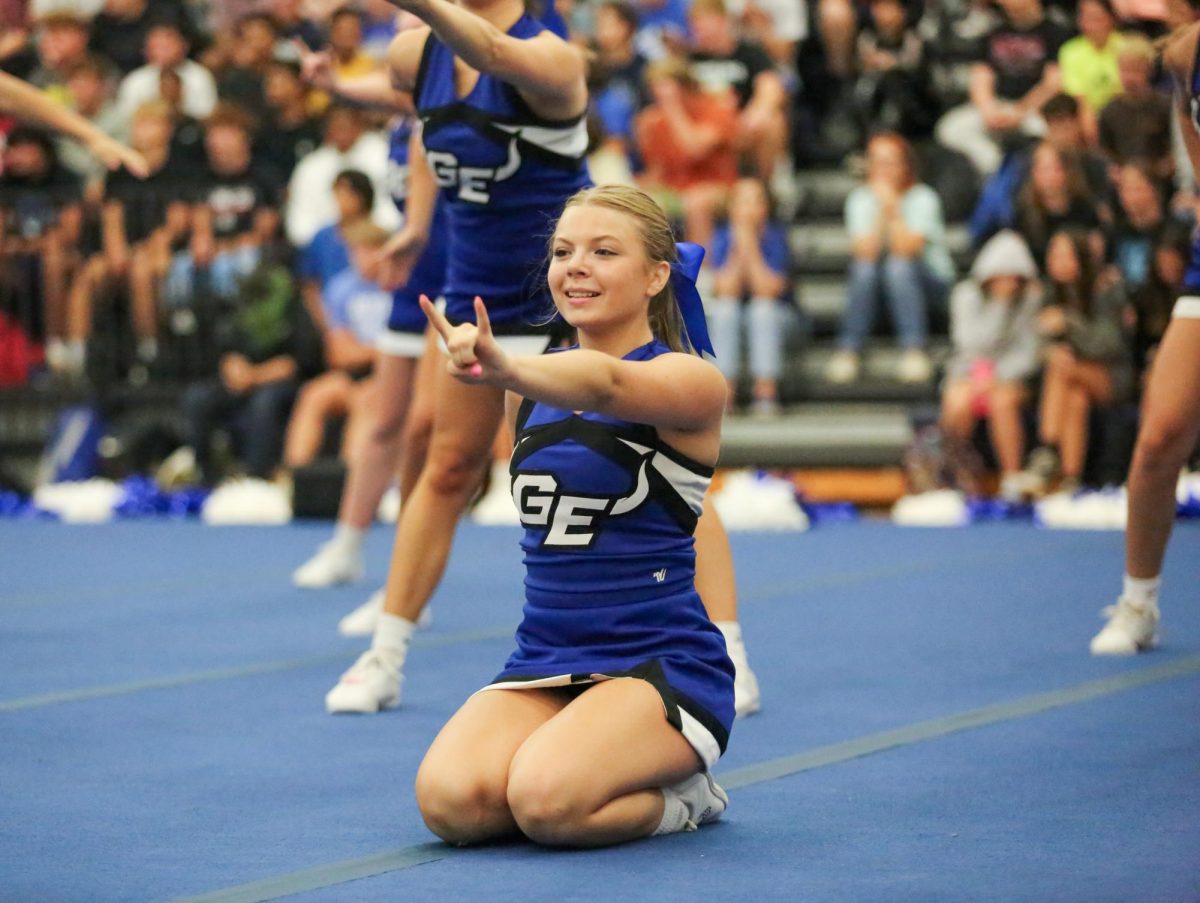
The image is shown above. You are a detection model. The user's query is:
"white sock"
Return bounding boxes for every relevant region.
[371,612,416,664]
[716,620,745,655]
[652,788,694,836]
[331,523,366,555]
[1122,575,1161,610]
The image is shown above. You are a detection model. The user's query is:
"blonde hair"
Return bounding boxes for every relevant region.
[342,220,390,248]
[555,184,694,354]
[1118,33,1154,63]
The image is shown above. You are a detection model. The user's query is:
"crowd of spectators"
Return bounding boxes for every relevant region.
[0,0,1197,498]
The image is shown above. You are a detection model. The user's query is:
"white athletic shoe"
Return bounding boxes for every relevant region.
[669,771,728,830]
[338,589,433,636]
[1090,597,1159,656]
[293,539,364,588]
[325,649,403,713]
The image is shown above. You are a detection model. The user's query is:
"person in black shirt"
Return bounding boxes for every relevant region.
[935,0,1072,177]
[179,262,322,485]
[64,100,191,380]
[214,13,280,122]
[168,106,282,306]
[89,0,196,76]
[258,59,323,181]
[0,128,83,375]
[686,0,789,180]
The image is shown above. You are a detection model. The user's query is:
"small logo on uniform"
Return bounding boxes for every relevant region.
[653,568,667,583]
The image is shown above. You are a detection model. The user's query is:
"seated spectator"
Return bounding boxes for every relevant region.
[826,132,954,385]
[180,263,321,485]
[936,0,1071,177]
[724,0,805,70]
[283,221,392,469]
[115,23,217,127]
[258,60,323,180]
[590,1,648,168]
[285,104,398,248]
[1041,93,1110,197]
[28,12,92,105]
[1014,141,1104,268]
[1110,161,1176,292]
[634,57,738,253]
[57,56,126,190]
[329,7,379,82]
[970,95,1110,248]
[297,169,376,329]
[1022,228,1133,493]
[941,230,1043,501]
[687,0,789,180]
[1058,0,1122,126]
[1098,35,1172,179]
[64,100,191,382]
[271,0,325,52]
[853,0,935,141]
[169,107,282,305]
[159,67,207,170]
[0,128,83,376]
[706,176,791,415]
[91,0,197,77]
[215,13,281,121]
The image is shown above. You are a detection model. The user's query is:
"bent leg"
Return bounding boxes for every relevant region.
[506,679,703,847]
[337,352,418,529]
[416,688,568,845]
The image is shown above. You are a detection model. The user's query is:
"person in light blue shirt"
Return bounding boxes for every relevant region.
[826,131,953,385]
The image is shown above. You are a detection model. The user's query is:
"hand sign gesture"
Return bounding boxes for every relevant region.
[420,295,513,385]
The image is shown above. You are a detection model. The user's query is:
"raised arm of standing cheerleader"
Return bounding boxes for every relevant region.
[0,70,147,177]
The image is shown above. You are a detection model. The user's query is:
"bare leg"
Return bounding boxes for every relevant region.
[128,246,159,342]
[1038,358,1068,447]
[940,379,976,442]
[694,494,737,623]
[66,255,107,343]
[505,679,702,847]
[41,232,71,342]
[382,367,504,621]
[398,329,441,500]
[416,688,568,845]
[1126,319,1200,578]
[1059,384,1091,482]
[283,371,353,469]
[337,351,419,530]
[986,382,1027,475]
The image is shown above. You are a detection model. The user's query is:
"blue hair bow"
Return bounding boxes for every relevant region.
[670,242,714,361]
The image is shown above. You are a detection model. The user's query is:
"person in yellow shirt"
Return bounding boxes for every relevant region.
[1059,0,1124,117]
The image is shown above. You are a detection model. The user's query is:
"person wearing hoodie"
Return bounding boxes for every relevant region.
[941,230,1043,501]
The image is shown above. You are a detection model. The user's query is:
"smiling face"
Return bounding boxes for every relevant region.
[548,203,670,342]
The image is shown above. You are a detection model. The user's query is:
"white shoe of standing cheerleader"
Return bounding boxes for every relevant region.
[337,589,432,636]
[293,539,364,588]
[325,649,403,713]
[1090,597,1159,656]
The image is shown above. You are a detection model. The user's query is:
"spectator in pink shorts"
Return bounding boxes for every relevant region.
[941,230,1043,501]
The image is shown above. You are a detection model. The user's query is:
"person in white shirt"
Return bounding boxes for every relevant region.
[284,104,400,248]
[115,23,217,126]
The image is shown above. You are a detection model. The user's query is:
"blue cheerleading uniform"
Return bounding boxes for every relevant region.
[381,117,450,341]
[482,341,735,768]
[1180,46,1200,311]
[412,15,591,335]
